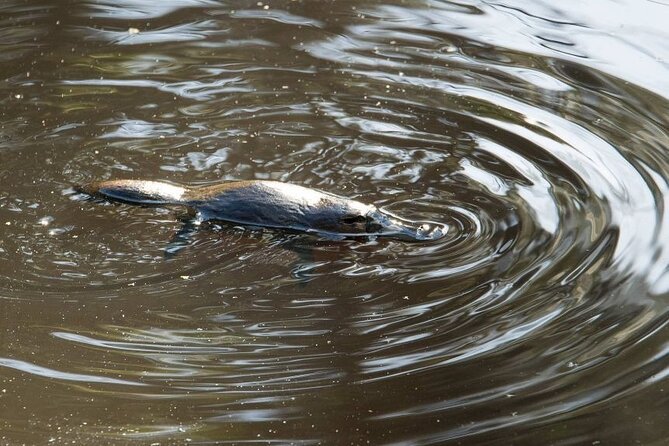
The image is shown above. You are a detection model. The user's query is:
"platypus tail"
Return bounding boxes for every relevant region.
[77,180,189,206]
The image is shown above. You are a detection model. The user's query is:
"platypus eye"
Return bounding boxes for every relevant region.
[341,215,366,224]
[365,220,383,233]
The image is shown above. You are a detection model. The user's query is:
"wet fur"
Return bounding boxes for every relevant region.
[78,179,443,240]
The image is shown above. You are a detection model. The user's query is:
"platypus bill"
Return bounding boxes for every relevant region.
[77,179,446,241]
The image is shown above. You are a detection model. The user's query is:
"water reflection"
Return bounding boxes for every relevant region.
[0,0,668,444]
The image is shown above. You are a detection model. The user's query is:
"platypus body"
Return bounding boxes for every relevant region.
[78,179,445,241]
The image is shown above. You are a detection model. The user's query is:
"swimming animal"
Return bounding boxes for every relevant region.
[77,179,445,241]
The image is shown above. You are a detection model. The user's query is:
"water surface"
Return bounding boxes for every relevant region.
[0,0,668,444]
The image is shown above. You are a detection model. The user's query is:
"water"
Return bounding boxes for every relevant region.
[1,0,668,444]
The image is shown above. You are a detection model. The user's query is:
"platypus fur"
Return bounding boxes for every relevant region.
[77,179,445,241]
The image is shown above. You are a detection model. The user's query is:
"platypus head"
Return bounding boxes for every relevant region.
[331,203,445,241]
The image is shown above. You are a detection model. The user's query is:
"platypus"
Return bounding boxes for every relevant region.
[77,179,445,241]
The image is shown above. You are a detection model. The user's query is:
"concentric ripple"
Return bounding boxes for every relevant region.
[0,0,667,444]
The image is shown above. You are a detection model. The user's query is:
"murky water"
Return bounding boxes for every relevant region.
[1,0,668,444]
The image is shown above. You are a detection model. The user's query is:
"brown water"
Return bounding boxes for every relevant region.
[1,1,668,444]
